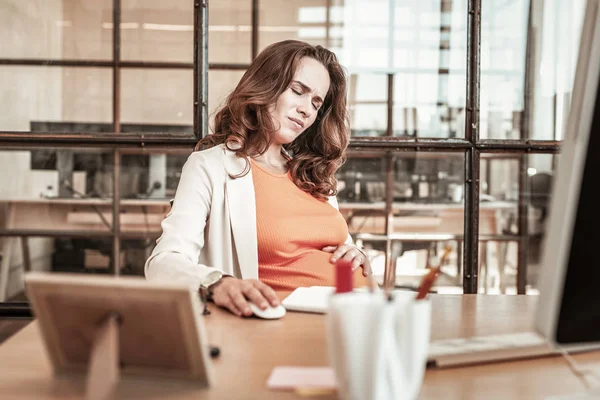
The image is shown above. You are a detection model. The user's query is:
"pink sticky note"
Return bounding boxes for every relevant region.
[266,366,337,390]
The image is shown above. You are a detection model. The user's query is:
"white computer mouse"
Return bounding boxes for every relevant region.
[248,302,286,319]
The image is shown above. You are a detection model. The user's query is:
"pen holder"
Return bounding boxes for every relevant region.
[326,291,431,400]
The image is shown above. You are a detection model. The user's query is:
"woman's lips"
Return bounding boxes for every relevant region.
[288,117,304,129]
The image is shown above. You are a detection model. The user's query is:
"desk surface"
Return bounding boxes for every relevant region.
[0,294,597,399]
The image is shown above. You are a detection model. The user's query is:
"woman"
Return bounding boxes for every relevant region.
[145,40,372,317]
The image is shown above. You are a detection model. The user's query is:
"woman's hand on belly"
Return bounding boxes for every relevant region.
[321,244,373,277]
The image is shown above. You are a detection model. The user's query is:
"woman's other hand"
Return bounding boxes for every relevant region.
[211,277,280,317]
[322,244,373,277]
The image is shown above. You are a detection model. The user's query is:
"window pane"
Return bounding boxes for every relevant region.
[0,148,203,302]
[259,0,333,52]
[480,155,520,201]
[120,239,153,277]
[393,0,468,139]
[348,72,388,136]
[0,147,114,230]
[480,0,529,139]
[0,235,116,303]
[523,153,557,293]
[338,151,465,292]
[257,0,468,139]
[478,155,518,295]
[120,69,193,130]
[0,67,112,131]
[349,73,387,102]
[477,153,557,294]
[445,0,468,120]
[0,0,112,60]
[336,155,385,204]
[210,0,252,64]
[121,0,193,63]
[118,149,191,200]
[118,149,192,277]
[350,104,387,136]
[529,0,586,140]
[394,72,457,137]
[341,0,390,69]
[208,70,246,124]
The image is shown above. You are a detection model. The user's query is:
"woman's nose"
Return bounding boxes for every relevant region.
[297,99,312,118]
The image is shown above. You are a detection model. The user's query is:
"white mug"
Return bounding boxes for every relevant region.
[326,291,431,400]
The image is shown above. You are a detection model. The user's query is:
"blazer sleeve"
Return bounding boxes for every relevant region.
[144,152,218,291]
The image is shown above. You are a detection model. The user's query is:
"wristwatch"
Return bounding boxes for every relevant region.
[199,270,224,301]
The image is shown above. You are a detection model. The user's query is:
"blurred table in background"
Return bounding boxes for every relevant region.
[338,201,518,293]
[0,198,170,301]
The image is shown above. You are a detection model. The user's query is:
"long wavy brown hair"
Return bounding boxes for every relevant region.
[195,40,349,201]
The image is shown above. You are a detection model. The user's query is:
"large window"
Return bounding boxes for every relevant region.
[0,0,583,307]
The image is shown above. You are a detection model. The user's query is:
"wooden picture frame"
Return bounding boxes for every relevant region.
[25,272,212,399]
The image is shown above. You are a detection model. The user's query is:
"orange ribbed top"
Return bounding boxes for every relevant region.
[251,158,368,291]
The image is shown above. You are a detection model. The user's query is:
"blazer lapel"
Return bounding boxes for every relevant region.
[223,148,259,279]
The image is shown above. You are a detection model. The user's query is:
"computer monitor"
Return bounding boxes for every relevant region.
[534,0,600,351]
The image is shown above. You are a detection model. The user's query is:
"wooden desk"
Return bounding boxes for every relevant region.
[0,294,597,399]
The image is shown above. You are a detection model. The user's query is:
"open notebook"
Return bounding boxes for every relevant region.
[282,286,379,314]
[281,286,336,314]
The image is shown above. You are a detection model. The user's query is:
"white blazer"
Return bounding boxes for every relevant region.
[144,143,351,291]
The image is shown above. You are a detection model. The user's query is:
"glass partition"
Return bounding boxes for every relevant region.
[209,0,253,64]
[0,0,579,302]
[339,151,465,292]
[0,67,112,131]
[477,153,557,294]
[121,0,193,63]
[121,69,193,128]
[0,0,112,60]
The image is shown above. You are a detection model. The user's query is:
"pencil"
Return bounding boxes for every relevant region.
[415,244,453,300]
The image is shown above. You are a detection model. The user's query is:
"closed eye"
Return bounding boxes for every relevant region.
[291,85,321,111]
